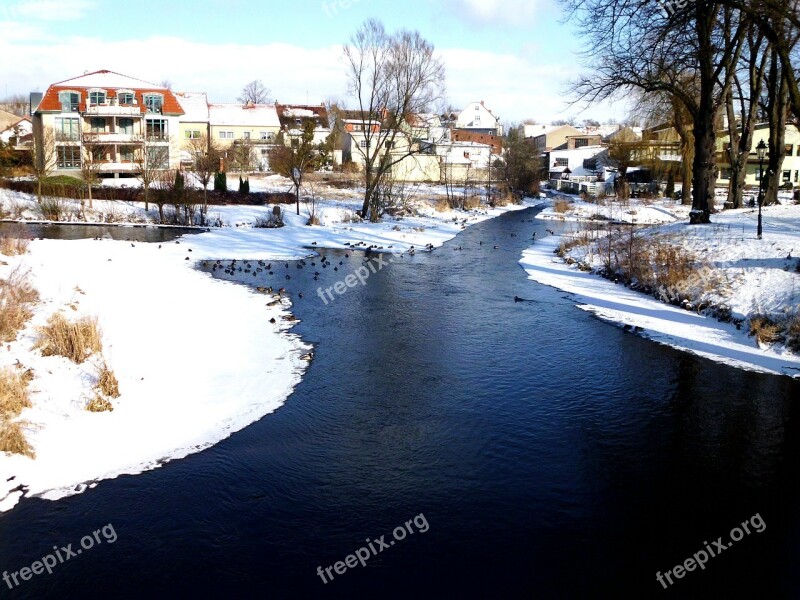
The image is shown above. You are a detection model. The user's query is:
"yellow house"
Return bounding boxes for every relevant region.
[175,92,210,164]
[717,123,800,188]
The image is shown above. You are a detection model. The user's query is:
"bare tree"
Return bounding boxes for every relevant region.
[344,19,446,220]
[561,0,749,223]
[134,139,171,218]
[268,120,320,215]
[31,125,57,203]
[186,133,221,220]
[79,137,110,209]
[238,80,271,105]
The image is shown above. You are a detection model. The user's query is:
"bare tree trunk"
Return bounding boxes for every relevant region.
[764,50,789,205]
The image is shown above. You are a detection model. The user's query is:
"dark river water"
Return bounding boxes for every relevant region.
[1,207,800,599]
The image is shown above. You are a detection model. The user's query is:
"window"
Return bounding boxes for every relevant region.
[143,93,163,114]
[146,146,169,168]
[259,131,269,140]
[146,119,167,140]
[720,168,732,180]
[118,92,135,106]
[291,138,299,148]
[55,117,79,141]
[118,118,134,135]
[58,91,79,112]
[555,158,569,167]
[583,158,598,170]
[574,138,589,148]
[90,118,107,133]
[243,131,251,140]
[463,151,470,159]
[783,170,791,182]
[57,146,80,168]
[360,139,370,148]
[120,146,135,162]
[185,130,201,139]
[786,144,794,156]
[91,147,106,162]
[219,131,234,139]
[88,90,106,105]
[796,170,799,183]
[385,141,394,149]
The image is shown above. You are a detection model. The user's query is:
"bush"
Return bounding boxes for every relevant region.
[213,171,227,193]
[0,367,31,417]
[94,359,120,399]
[36,196,66,221]
[553,198,571,213]
[0,418,34,457]
[749,315,784,345]
[35,313,102,363]
[86,395,114,413]
[0,223,31,256]
[238,176,250,195]
[0,266,39,342]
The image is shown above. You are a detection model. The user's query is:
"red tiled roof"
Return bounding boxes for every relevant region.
[37,71,184,116]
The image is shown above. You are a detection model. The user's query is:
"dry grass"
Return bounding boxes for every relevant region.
[749,315,784,345]
[34,313,102,363]
[463,195,483,210]
[557,232,593,256]
[0,266,39,342]
[0,418,35,457]
[0,223,31,256]
[434,197,450,212]
[553,198,571,213]
[94,360,120,399]
[0,367,31,417]
[86,395,114,413]
[787,314,800,352]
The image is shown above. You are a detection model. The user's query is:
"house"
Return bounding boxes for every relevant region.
[564,134,603,149]
[526,124,583,154]
[275,103,330,147]
[716,123,800,189]
[455,101,503,136]
[0,112,32,148]
[208,103,280,171]
[548,145,612,194]
[452,129,502,155]
[32,70,184,177]
[341,111,383,168]
[175,92,210,165]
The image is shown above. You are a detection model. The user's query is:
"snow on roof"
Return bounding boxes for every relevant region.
[209,104,280,128]
[283,108,315,118]
[175,92,209,122]
[53,69,163,90]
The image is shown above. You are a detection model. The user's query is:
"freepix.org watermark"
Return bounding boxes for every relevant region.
[316,254,394,305]
[655,513,765,589]
[656,0,697,17]
[3,523,118,590]
[316,513,429,584]
[321,0,367,19]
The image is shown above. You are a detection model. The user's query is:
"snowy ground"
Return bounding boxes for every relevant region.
[0,180,531,513]
[521,198,800,378]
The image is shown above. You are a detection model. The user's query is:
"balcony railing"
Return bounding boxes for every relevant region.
[85,102,141,117]
[83,132,142,144]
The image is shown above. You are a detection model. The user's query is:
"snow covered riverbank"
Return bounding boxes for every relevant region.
[0,192,531,513]
[521,201,800,378]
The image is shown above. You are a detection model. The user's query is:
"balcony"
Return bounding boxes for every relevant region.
[97,162,140,173]
[85,103,141,117]
[83,132,142,144]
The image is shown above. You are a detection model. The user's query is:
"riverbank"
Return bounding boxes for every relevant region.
[521,200,800,378]
[0,192,532,513]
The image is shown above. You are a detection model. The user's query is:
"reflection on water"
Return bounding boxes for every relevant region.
[0,222,200,243]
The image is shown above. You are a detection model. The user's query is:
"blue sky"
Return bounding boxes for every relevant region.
[0,0,627,123]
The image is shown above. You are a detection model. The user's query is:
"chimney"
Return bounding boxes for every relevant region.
[480,100,484,106]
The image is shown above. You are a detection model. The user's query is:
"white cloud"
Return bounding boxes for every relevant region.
[0,34,627,123]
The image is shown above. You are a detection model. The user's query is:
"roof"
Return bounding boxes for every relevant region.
[275,103,329,128]
[0,109,21,131]
[209,103,280,128]
[36,70,184,116]
[0,116,31,135]
[175,92,209,123]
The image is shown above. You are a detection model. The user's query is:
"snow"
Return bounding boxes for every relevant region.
[209,104,280,127]
[520,200,800,378]
[175,92,210,122]
[282,108,316,119]
[0,182,530,512]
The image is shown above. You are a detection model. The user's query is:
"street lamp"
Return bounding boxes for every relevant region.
[756,139,766,239]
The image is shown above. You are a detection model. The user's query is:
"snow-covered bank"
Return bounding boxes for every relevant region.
[520,229,800,379]
[1,193,533,513]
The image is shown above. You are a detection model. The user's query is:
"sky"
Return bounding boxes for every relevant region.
[0,0,629,125]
